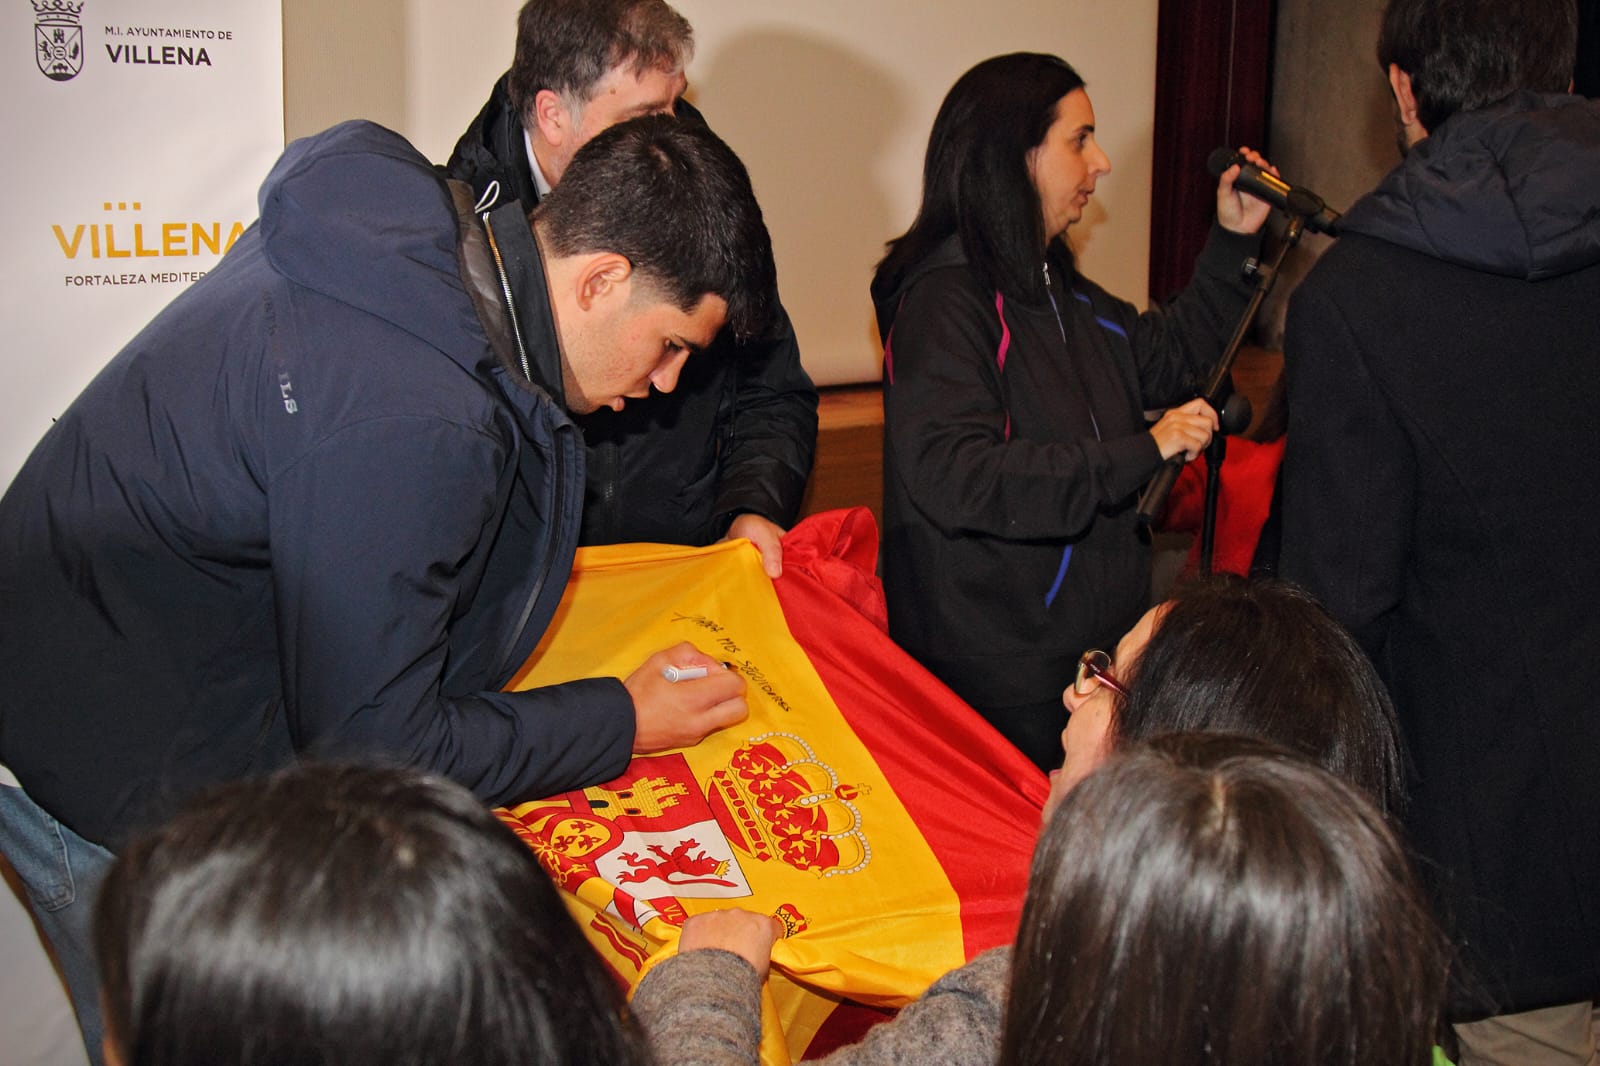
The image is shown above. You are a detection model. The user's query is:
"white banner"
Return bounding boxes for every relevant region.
[0,0,284,488]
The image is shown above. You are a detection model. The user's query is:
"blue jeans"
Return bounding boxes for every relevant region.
[0,781,114,1066]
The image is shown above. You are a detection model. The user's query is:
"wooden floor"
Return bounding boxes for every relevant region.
[796,386,887,524]
[795,346,1284,526]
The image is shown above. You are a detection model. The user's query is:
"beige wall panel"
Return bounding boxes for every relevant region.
[284,1,1160,385]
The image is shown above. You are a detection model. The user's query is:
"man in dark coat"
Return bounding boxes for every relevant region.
[1277,0,1600,1058]
[446,0,818,578]
[0,115,775,1065]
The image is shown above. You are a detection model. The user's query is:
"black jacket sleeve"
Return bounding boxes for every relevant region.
[671,100,818,534]
[1097,223,1262,407]
[711,303,818,531]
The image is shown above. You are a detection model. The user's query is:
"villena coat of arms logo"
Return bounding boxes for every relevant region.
[35,0,85,81]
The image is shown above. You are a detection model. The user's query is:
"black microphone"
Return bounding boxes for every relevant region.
[1207,148,1342,235]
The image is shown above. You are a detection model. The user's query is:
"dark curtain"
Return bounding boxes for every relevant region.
[1148,0,1276,303]
[1578,0,1600,97]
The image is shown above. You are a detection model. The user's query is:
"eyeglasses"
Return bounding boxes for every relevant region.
[1074,649,1128,698]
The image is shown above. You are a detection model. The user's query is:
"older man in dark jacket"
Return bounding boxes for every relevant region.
[1278,1,1600,1059]
[446,0,817,577]
[0,115,774,1065]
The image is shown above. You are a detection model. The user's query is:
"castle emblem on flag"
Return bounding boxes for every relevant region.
[496,732,875,949]
[33,0,85,81]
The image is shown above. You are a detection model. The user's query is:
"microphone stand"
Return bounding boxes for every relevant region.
[1197,391,1255,574]
[1137,215,1308,572]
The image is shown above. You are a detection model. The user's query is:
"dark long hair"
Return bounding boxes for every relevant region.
[871,52,1085,307]
[1113,575,1405,814]
[95,763,654,1066]
[1002,733,1449,1065]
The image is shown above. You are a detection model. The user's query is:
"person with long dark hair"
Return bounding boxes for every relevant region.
[635,734,1445,1066]
[633,577,1419,1065]
[94,763,664,1066]
[1050,573,1405,818]
[1002,733,1448,1065]
[873,52,1275,770]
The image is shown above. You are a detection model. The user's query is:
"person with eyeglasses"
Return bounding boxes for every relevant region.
[1046,573,1405,820]
[631,574,1413,1065]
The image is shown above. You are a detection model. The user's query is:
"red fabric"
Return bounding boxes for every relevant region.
[1159,436,1285,577]
[778,508,1047,964]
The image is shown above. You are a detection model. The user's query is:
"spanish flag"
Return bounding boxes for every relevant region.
[497,508,1046,1062]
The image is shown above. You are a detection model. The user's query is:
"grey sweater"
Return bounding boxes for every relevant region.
[632,946,1012,1066]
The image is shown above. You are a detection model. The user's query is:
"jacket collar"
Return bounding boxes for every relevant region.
[448,74,542,212]
[481,200,567,406]
[447,177,568,409]
[1342,91,1600,281]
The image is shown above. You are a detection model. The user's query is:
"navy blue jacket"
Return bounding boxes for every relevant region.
[0,121,634,849]
[1280,92,1600,1014]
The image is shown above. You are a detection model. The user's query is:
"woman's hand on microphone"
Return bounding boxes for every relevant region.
[1216,146,1278,235]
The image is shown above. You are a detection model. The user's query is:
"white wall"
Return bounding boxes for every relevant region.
[286,0,1160,386]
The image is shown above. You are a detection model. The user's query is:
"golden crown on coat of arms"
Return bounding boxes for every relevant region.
[708,732,872,877]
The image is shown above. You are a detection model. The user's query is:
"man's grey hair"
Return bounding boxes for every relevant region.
[507,0,693,118]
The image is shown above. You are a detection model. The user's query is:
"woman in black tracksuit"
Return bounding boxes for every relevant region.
[873,52,1272,769]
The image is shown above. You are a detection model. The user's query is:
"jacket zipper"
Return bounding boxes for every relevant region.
[480,209,535,384]
[1042,260,1102,441]
[477,208,563,683]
